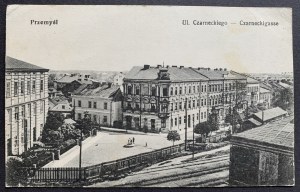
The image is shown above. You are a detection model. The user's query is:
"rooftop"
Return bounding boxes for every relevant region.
[125,66,209,81]
[253,107,288,122]
[260,87,271,94]
[73,84,121,99]
[6,56,49,72]
[233,117,294,149]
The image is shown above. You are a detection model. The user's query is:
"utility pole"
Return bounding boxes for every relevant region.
[79,124,83,181]
[185,98,187,151]
[192,118,195,159]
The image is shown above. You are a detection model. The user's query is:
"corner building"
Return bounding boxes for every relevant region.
[123,65,247,132]
[5,57,49,156]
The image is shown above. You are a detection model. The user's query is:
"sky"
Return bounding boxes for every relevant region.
[6,5,293,73]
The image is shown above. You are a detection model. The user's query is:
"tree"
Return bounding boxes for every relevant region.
[194,122,210,142]
[273,87,294,111]
[207,107,219,133]
[167,130,180,146]
[76,112,92,136]
[41,112,65,143]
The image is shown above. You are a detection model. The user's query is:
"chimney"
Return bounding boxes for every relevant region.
[144,64,150,69]
[166,65,169,68]
[180,66,184,69]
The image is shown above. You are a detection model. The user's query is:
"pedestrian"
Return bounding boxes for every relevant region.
[133,137,135,144]
[145,142,147,147]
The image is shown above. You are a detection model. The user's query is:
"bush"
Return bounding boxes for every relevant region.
[6,157,29,186]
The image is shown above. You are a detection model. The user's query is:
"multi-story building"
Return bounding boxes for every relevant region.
[5,57,49,156]
[113,72,125,86]
[72,84,123,127]
[259,87,272,108]
[122,65,247,132]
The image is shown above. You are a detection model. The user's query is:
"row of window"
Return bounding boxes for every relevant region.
[247,86,259,93]
[7,102,45,122]
[170,112,207,127]
[6,80,44,98]
[76,100,108,109]
[77,113,108,123]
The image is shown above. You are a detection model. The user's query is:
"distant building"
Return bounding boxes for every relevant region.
[259,87,272,108]
[72,84,123,127]
[113,72,125,86]
[230,117,294,186]
[48,99,73,118]
[245,76,260,106]
[5,57,49,156]
[123,65,247,132]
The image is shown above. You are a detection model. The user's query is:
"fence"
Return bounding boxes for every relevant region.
[28,143,185,183]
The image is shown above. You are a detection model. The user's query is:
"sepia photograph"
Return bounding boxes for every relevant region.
[5,5,294,187]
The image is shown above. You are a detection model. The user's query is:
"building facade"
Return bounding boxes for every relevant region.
[123,65,247,132]
[72,84,123,127]
[5,57,49,156]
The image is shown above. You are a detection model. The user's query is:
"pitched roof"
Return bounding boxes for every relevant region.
[247,118,262,126]
[73,84,120,98]
[233,117,294,149]
[260,87,271,94]
[56,76,81,83]
[6,56,49,72]
[125,66,208,81]
[253,107,287,122]
[193,68,224,80]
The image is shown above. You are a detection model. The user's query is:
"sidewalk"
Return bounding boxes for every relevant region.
[43,133,104,168]
[100,127,167,136]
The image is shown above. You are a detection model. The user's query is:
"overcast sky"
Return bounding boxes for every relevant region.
[6,5,292,73]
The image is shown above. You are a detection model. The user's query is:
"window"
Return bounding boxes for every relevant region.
[151,119,156,129]
[201,112,203,119]
[78,100,82,107]
[151,87,156,96]
[197,100,200,107]
[197,113,199,120]
[179,87,182,95]
[40,80,44,92]
[27,81,31,94]
[179,102,182,110]
[78,113,82,120]
[204,112,207,118]
[188,100,191,108]
[93,102,97,108]
[21,105,25,118]
[103,116,108,123]
[136,103,140,109]
[128,86,132,94]
[104,102,108,110]
[163,88,168,96]
[170,103,173,111]
[204,85,207,92]
[201,99,204,106]
[150,104,156,112]
[201,85,204,92]
[193,100,195,108]
[62,105,65,109]
[14,107,19,121]
[93,115,97,122]
[160,119,165,128]
[179,117,182,125]
[171,118,173,127]
[184,86,187,94]
[175,102,178,110]
[6,82,11,98]
[170,87,173,95]
[161,104,168,113]
[189,86,191,93]
[32,80,36,93]
[193,86,195,93]
[175,87,178,95]
[136,86,140,95]
[88,101,92,108]
[14,82,18,96]
[175,118,177,126]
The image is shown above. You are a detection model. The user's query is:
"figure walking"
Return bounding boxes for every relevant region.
[145,142,147,147]
[132,137,135,144]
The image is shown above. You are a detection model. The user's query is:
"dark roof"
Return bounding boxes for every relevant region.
[56,76,80,83]
[6,56,49,72]
[193,68,224,80]
[234,117,294,149]
[247,118,262,126]
[125,66,208,81]
[253,107,287,122]
[73,84,120,98]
